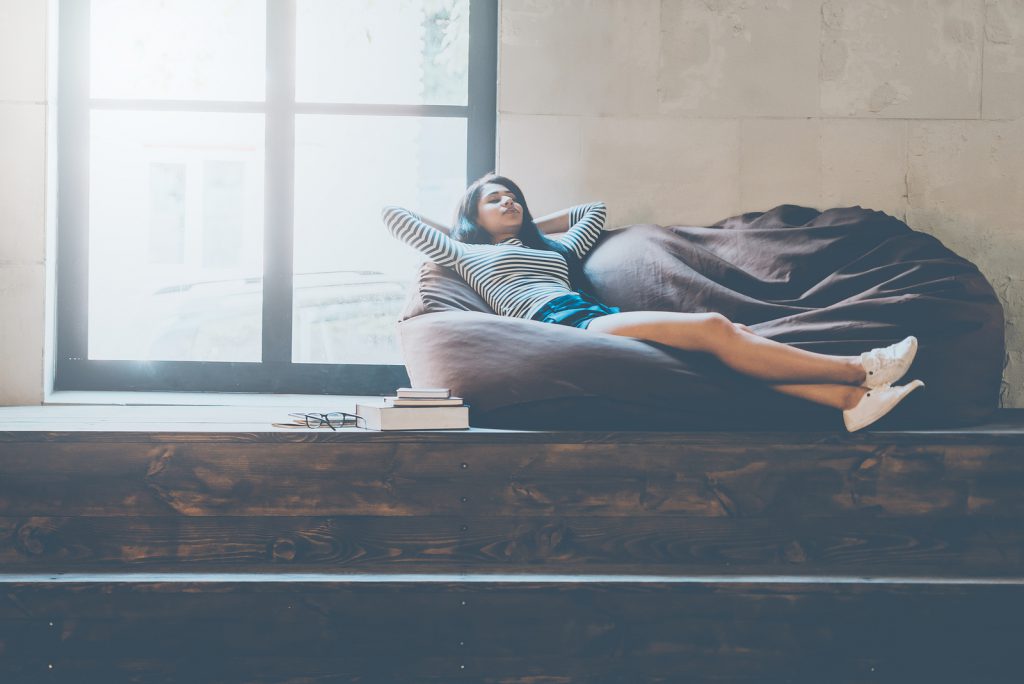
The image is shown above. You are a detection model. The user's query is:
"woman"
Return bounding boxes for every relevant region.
[382,172,925,432]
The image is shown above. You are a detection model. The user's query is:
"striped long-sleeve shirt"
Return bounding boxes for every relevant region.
[381,202,608,320]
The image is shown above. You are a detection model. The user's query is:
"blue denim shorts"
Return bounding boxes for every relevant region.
[530,291,621,329]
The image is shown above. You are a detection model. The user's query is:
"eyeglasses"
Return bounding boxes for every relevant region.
[286,411,365,430]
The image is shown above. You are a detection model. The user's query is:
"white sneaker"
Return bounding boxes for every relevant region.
[843,379,925,432]
[860,335,918,389]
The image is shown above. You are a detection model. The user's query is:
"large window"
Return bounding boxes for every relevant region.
[56,0,497,393]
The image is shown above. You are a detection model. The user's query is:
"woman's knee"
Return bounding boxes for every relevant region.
[701,312,736,338]
[704,311,737,335]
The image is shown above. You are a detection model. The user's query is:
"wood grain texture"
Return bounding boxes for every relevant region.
[1,515,1022,577]
[2,580,1023,683]
[1,409,1022,682]
[0,412,1022,576]
[1,441,1022,517]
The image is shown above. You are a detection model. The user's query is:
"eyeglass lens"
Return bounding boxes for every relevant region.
[304,412,363,429]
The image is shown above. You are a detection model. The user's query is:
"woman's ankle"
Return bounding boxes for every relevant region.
[847,356,867,385]
[842,385,868,410]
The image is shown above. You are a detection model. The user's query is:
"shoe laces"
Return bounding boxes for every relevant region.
[863,345,898,373]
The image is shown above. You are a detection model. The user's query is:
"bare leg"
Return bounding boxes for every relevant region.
[766,383,867,409]
[584,311,867,385]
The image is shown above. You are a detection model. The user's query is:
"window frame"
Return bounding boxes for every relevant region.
[55,0,497,394]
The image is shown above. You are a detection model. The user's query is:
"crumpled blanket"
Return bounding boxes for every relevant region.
[396,205,1004,430]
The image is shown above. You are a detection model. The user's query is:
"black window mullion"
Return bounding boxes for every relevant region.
[262,0,297,365]
[55,0,91,373]
[467,0,498,181]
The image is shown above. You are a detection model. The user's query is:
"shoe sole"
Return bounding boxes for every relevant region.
[864,336,918,389]
[844,379,925,432]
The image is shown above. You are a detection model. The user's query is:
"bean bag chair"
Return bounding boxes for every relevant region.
[395,205,1005,430]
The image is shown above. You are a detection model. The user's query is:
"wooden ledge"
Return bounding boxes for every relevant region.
[1,406,1021,444]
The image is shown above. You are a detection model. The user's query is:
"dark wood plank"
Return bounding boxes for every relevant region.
[2,425,1022,576]
[2,441,1023,517]
[2,579,1023,683]
[1,514,1022,577]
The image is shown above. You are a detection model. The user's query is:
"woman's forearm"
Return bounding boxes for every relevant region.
[533,207,572,235]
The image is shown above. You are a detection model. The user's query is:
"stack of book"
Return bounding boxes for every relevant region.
[355,387,470,431]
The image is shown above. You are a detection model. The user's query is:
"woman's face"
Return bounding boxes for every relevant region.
[475,182,523,242]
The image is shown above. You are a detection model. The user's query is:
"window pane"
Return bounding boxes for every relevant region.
[149,163,186,264]
[296,0,469,105]
[90,0,266,101]
[89,111,265,361]
[292,114,467,364]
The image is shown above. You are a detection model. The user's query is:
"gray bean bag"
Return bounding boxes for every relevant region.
[395,205,1005,430]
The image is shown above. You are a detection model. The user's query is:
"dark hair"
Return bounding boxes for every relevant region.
[450,172,594,296]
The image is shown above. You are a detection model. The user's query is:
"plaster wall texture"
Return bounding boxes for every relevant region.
[498,0,1024,409]
[0,0,47,405]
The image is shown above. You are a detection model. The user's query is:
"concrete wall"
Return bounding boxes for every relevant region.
[498,0,1023,409]
[0,0,49,405]
[0,0,1020,406]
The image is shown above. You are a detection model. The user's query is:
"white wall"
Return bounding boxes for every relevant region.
[0,0,1021,406]
[0,0,48,404]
